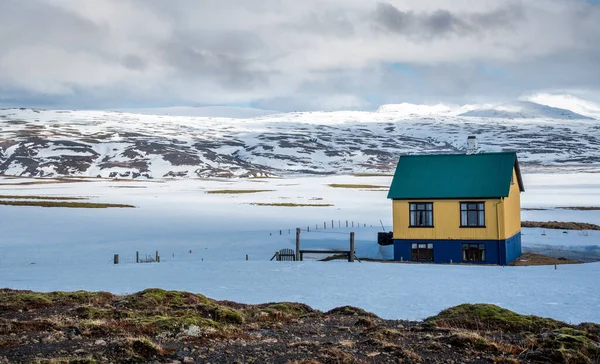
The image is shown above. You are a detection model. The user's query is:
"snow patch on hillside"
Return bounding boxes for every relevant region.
[524,93,600,120]
[459,101,594,119]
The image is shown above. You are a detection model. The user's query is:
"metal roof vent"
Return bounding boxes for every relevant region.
[467,136,478,154]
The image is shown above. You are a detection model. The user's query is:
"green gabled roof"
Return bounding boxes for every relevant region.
[387,152,524,200]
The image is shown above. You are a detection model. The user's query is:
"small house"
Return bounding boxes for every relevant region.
[387,150,524,265]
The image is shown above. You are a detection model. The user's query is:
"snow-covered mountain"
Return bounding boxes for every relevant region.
[0,103,599,179]
[459,101,594,119]
[113,106,280,118]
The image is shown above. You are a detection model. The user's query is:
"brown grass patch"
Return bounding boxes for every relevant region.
[250,203,334,207]
[509,253,581,266]
[522,221,600,230]
[352,173,394,177]
[207,189,274,194]
[328,184,387,189]
[0,180,85,186]
[109,186,147,189]
[0,195,86,200]
[0,200,135,208]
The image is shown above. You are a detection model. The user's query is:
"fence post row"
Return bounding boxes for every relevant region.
[296,228,301,261]
[349,232,355,263]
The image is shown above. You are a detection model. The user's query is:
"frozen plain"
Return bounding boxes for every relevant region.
[0,172,599,324]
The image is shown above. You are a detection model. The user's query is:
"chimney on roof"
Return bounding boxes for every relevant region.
[466,136,478,154]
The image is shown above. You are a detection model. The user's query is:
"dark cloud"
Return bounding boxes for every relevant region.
[121,55,146,71]
[160,31,270,90]
[373,2,524,39]
[0,0,106,50]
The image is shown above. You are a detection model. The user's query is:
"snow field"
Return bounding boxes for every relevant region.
[0,173,599,323]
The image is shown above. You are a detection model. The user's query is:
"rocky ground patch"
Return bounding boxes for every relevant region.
[1,289,598,363]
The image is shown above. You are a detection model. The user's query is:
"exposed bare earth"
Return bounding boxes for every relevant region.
[328,184,387,189]
[509,253,582,266]
[206,189,274,194]
[521,221,600,231]
[0,289,598,364]
[250,203,334,207]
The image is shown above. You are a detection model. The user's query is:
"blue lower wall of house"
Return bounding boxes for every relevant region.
[505,232,522,265]
[393,232,522,265]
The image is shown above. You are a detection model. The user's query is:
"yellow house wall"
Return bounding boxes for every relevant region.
[503,168,522,238]
[392,199,505,240]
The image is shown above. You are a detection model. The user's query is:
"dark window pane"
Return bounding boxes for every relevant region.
[468,211,478,225]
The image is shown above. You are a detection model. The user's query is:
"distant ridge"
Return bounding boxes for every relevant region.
[459,101,594,120]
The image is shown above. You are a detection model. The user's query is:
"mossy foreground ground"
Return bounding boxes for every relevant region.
[0,289,598,363]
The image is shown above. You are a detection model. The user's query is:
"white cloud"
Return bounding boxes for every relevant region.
[0,0,598,110]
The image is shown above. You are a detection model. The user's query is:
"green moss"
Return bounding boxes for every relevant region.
[0,292,53,310]
[426,304,564,333]
[215,307,244,324]
[74,307,113,320]
[0,290,114,311]
[265,303,313,316]
[121,289,210,309]
[134,313,220,334]
[326,306,378,318]
[130,338,160,358]
[540,328,599,356]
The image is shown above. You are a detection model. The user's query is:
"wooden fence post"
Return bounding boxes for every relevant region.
[296,228,301,261]
[114,254,119,264]
[349,232,355,263]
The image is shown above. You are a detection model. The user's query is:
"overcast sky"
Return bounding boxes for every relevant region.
[0,0,599,111]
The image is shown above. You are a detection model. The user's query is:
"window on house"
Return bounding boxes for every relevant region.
[412,243,434,261]
[409,203,433,227]
[460,202,485,227]
[462,243,486,262]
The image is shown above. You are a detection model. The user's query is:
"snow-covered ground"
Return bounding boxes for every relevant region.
[0,173,599,323]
